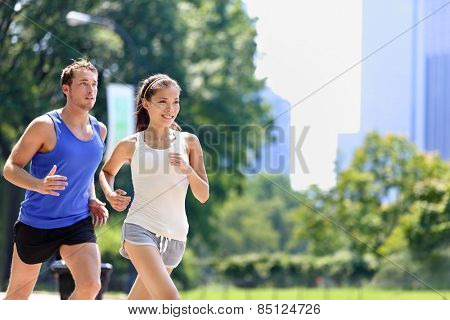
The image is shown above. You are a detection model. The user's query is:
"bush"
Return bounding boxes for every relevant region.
[97,217,132,291]
[371,250,450,289]
[210,251,379,288]
[172,248,202,290]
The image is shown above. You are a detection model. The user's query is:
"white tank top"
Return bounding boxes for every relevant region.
[124,129,190,241]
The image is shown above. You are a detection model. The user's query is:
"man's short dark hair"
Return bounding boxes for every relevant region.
[61,58,98,87]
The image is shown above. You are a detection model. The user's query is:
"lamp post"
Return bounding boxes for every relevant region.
[66,10,139,84]
[66,9,138,154]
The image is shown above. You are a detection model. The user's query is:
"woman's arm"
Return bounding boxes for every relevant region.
[99,137,135,211]
[169,133,209,203]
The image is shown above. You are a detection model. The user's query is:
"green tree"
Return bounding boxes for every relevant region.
[177,0,272,251]
[213,174,298,256]
[0,0,271,287]
[289,185,347,256]
[406,176,450,259]
[291,132,450,260]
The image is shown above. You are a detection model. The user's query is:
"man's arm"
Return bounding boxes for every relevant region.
[3,116,68,196]
[89,121,108,200]
[88,121,109,226]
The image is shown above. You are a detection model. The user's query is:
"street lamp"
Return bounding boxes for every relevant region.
[66,11,92,26]
[65,10,138,84]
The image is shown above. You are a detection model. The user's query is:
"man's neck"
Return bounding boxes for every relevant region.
[60,104,90,129]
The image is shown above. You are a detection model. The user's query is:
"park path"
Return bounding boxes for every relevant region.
[0,291,59,299]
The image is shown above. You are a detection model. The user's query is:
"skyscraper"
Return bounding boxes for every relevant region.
[338,0,450,171]
[420,0,450,159]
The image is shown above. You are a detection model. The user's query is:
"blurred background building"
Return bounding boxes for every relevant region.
[338,0,450,167]
[248,0,450,185]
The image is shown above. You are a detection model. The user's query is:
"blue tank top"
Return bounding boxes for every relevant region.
[18,110,105,229]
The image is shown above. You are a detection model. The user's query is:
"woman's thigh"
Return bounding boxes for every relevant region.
[124,241,180,300]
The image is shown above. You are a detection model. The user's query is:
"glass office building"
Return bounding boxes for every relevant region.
[338,0,450,167]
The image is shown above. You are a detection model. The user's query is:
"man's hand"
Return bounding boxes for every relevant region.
[36,165,68,196]
[89,198,109,227]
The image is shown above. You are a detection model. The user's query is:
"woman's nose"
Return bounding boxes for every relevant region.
[165,103,177,110]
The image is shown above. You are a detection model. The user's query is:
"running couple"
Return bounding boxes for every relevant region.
[3,59,209,300]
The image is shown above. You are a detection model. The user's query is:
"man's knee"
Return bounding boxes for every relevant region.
[4,286,32,300]
[76,278,101,296]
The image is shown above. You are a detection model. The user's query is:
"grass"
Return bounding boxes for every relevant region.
[178,286,450,300]
[24,286,449,300]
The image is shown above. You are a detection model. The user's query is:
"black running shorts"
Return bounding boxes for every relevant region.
[14,216,97,264]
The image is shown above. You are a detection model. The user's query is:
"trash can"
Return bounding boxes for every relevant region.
[50,260,113,300]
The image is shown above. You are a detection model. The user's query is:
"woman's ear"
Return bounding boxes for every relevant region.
[142,99,150,110]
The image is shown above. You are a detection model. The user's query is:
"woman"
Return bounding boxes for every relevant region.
[99,74,209,300]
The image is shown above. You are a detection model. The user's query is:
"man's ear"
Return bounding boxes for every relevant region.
[62,84,70,96]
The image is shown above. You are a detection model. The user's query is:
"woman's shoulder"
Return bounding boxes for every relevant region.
[115,133,139,152]
[180,131,201,152]
[180,131,198,142]
[127,132,140,141]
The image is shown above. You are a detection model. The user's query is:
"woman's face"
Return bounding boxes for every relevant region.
[145,86,180,128]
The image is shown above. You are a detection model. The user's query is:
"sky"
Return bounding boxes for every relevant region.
[243,0,363,190]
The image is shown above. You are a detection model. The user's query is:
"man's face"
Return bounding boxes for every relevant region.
[63,69,98,111]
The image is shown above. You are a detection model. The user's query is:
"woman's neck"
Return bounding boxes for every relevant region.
[144,125,171,141]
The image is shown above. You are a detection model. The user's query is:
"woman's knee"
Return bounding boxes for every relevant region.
[154,287,181,300]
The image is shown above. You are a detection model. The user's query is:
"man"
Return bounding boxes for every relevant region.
[3,59,108,300]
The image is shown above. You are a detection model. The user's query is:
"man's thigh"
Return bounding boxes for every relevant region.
[4,244,42,299]
[59,243,101,283]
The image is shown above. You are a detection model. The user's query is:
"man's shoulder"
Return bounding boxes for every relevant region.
[98,121,107,130]
[29,114,55,130]
[20,114,56,141]
[97,121,107,141]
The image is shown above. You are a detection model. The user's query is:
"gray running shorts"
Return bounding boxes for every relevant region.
[120,222,186,268]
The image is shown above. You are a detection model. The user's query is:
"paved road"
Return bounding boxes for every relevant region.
[0,291,126,300]
[0,291,59,300]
